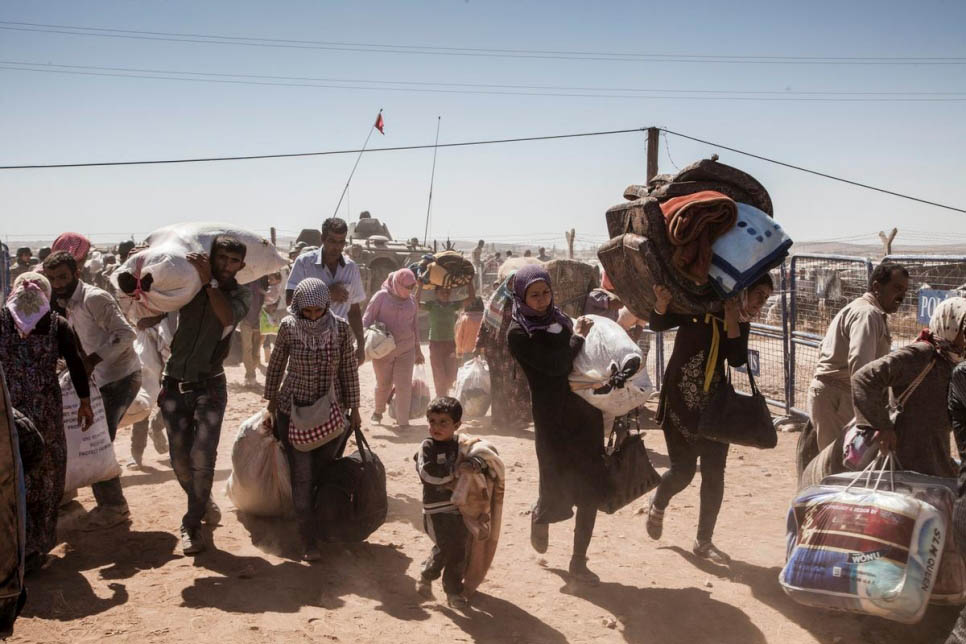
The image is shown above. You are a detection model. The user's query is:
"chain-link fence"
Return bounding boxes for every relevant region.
[882,254,966,344]
[786,255,873,416]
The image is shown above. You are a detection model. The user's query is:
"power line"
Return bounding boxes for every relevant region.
[5,63,966,102]
[661,129,966,214]
[0,127,648,169]
[3,21,965,65]
[4,59,964,96]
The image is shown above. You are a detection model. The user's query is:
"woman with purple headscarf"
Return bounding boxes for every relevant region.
[507,264,606,585]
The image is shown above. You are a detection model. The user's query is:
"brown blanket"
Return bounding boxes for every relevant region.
[660,190,737,284]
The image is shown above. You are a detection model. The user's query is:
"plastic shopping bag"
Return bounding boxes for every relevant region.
[225,411,294,517]
[569,315,653,416]
[389,365,432,421]
[62,372,121,493]
[454,357,491,417]
[780,458,948,623]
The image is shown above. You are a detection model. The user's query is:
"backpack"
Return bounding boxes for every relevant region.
[315,427,387,542]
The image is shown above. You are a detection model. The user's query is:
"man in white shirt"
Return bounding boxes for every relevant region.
[45,250,142,529]
[807,262,909,450]
[286,217,366,364]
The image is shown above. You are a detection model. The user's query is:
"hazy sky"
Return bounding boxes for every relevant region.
[2,1,965,250]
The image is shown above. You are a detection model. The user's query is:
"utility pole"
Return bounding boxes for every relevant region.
[565,229,576,259]
[270,227,276,247]
[646,127,660,182]
[878,228,898,257]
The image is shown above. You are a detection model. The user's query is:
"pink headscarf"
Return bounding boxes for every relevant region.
[382,268,417,299]
[51,232,91,262]
[6,272,51,337]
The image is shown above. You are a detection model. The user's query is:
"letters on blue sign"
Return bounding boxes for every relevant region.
[918,289,955,325]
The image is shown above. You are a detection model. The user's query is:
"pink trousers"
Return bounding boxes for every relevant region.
[372,347,416,426]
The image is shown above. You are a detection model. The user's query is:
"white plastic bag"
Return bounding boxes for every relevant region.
[112,222,287,320]
[569,315,653,416]
[364,323,396,361]
[389,365,432,421]
[454,358,491,417]
[225,411,294,517]
[61,372,121,493]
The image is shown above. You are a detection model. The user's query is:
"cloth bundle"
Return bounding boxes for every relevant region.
[452,435,505,597]
[542,259,599,318]
[599,158,784,319]
[419,251,476,290]
[709,202,792,297]
[660,191,738,284]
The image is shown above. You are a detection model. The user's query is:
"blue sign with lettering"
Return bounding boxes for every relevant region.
[735,349,760,377]
[918,289,956,325]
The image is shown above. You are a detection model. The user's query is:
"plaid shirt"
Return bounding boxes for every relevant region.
[264,316,360,414]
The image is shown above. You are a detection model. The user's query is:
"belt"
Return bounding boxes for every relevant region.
[163,373,224,394]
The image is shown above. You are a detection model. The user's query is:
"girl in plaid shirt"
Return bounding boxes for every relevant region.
[264,278,362,561]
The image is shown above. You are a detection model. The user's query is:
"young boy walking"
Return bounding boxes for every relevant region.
[414,397,483,608]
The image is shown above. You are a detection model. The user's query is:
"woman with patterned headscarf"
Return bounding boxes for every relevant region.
[852,296,966,478]
[0,272,93,573]
[264,278,361,561]
[506,263,606,584]
[363,268,425,428]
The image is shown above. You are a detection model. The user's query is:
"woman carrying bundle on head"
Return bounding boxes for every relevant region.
[264,278,362,562]
[506,264,606,584]
[645,274,774,564]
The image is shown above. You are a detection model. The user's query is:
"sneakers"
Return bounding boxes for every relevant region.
[530,518,549,554]
[446,593,469,609]
[126,455,143,469]
[568,555,600,586]
[693,540,732,565]
[80,504,131,531]
[204,498,222,526]
[180,525,205,555]
[302,545,321,563]
[645,497,664,540]
[416,577,433,599]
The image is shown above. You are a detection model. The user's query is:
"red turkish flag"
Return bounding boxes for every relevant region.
[374,112,385,134]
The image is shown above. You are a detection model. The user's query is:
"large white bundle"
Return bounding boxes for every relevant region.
[569,315,653,416]
[454,357,491,417]
[61,372,121,492]
[225,411,294,518]
[119,315,177,428]
[112,222,287,320]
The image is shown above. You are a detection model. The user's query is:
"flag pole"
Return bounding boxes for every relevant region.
[332,108,381,218]
[423,116,441,246]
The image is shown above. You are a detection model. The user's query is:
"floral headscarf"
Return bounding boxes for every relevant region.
[382,268,417,299]
[287,278,334,349]
[918,296,966,362]
[510,263,573,336]
[6,272,52,337]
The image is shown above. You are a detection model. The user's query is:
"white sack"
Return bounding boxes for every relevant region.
[112,222,287,320]
[225,411,294,518]
[62,372,122,493]
[570,315,653,417]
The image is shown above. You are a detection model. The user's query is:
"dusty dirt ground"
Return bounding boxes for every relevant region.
[7,350,962,644]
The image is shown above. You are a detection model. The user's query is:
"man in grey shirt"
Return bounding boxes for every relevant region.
[807,262,909,450]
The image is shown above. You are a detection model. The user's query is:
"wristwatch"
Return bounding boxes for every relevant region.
[206,278,219,290]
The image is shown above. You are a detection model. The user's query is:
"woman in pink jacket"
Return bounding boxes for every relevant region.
[363,269,425,428]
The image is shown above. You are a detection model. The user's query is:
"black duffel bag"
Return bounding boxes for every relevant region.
[599,429,661,514]
[315,426,387,542]
[698,367,777,449]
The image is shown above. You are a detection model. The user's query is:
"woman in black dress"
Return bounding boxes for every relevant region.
[645,274,773,564]
[507,264,606,584]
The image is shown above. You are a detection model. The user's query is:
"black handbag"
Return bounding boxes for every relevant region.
[599,427,661,514]
[697,366,777,449]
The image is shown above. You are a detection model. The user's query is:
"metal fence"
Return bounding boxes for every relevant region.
[645,252,966,423]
